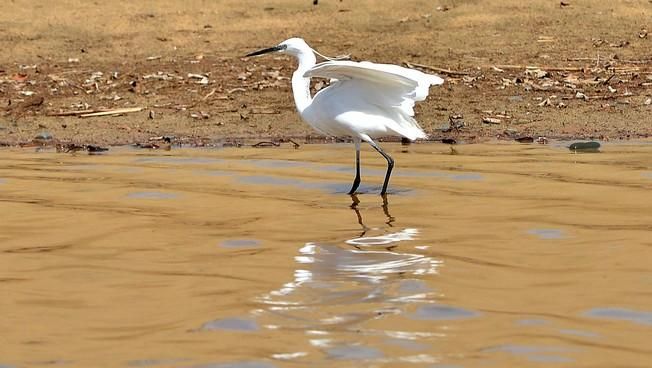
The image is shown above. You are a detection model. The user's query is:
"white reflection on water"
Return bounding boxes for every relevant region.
[346,228,420,246]
[259,229,440,306]
[250,197,454,363]
[197,196,483,364]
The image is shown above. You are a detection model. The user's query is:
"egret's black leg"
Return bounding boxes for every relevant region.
[366,139,394,195]
[348,139,362,194]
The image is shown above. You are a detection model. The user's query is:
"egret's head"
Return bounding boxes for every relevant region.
[278,38,311,56]
[245,38,311,58]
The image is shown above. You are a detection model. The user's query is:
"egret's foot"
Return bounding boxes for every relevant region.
[380,185,391,196]
[348,178,361,195]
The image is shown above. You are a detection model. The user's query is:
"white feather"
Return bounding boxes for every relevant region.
[302,60,442,140]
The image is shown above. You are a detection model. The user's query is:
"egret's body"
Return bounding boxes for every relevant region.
[246,38,443,195]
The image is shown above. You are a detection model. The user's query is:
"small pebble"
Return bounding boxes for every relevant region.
[569,141,600,153]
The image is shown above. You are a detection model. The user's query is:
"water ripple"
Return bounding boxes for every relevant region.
[326,345,383,360]
[527,228,566,240]
[199,317,259,332]
[126,191,178,200]
[584,307,652,326]
[189,362,275,368]
[238,175,414,195]
[219,239,261,249]
[411,305,480,321]
[134,157,222,165]
[483,344,574,363]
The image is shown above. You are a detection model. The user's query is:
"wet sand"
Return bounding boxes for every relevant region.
[1,142,651,367]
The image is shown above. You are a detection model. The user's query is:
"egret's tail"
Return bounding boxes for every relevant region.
[427,74,445,86]
[402,120,428,141]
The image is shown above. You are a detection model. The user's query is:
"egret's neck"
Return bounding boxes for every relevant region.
[291,51,316,114]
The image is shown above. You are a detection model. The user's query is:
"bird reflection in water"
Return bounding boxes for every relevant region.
[349,194,395,239]
[254,195,442,361]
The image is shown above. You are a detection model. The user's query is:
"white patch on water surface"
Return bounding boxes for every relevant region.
[346,228,419,246]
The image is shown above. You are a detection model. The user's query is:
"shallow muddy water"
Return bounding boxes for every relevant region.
[1,142,651,367]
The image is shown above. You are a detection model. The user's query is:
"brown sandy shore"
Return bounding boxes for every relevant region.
[0,0,650,147]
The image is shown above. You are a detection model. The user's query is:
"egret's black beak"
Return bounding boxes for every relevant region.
[245,44,286,57]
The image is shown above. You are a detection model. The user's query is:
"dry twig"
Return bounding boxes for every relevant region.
[79,107,144,118]
[404,61,470,76]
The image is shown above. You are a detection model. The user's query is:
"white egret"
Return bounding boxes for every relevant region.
[246,38,444,195]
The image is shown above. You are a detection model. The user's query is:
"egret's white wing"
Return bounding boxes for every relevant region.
[304,60,443,104]
[304,60,443,139]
